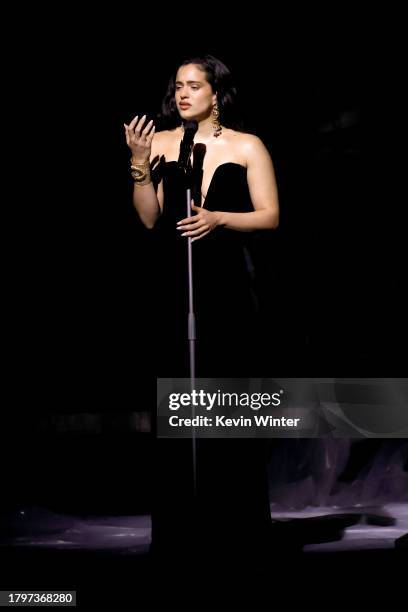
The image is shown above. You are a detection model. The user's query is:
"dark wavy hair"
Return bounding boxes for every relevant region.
[157,54,244,131]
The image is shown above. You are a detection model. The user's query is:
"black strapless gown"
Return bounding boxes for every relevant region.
[150,161,271,562]
[152,161,259,377]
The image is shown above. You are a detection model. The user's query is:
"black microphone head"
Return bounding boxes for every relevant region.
[183,120,198,136]
[178,121,198,172]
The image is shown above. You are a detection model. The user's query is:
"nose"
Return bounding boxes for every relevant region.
[177,85,188,98]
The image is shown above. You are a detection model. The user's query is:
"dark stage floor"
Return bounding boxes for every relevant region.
[1,504,407,606]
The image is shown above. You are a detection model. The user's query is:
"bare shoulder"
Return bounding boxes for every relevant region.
[223,130,268,162]
[153,128,174,138]
[151,128,178,158]
[154,128,181,141]
[152,129,172,147]
[239,132,267,154]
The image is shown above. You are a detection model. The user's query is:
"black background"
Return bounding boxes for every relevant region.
[3,11,406,514]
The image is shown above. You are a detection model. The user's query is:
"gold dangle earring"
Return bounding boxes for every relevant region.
[212,102,222,138]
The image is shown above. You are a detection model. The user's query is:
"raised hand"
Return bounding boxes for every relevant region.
[124,115,155,163]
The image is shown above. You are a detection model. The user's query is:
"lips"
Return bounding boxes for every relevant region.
[179,104,191,109]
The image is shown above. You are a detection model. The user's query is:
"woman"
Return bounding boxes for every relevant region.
[124,55,280,564]
[125,54,279,375]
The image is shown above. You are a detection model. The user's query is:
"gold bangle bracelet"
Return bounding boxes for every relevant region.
[133,177,152,187]
[131,168,151,181]
[131,167,150,178]
[130,159,151,185]
[131,175,151,182]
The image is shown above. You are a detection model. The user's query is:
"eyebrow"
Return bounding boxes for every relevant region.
[175,80,203,85]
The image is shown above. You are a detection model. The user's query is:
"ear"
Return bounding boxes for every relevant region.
[212,92,217,106]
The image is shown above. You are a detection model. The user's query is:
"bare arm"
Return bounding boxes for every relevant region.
[177,135,279,240]
[218,135,279,231]
[124,116,163,229]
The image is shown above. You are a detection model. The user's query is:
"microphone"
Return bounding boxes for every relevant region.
[177,120,198,172]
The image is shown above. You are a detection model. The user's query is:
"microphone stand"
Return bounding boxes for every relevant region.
[181,160,197,496]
